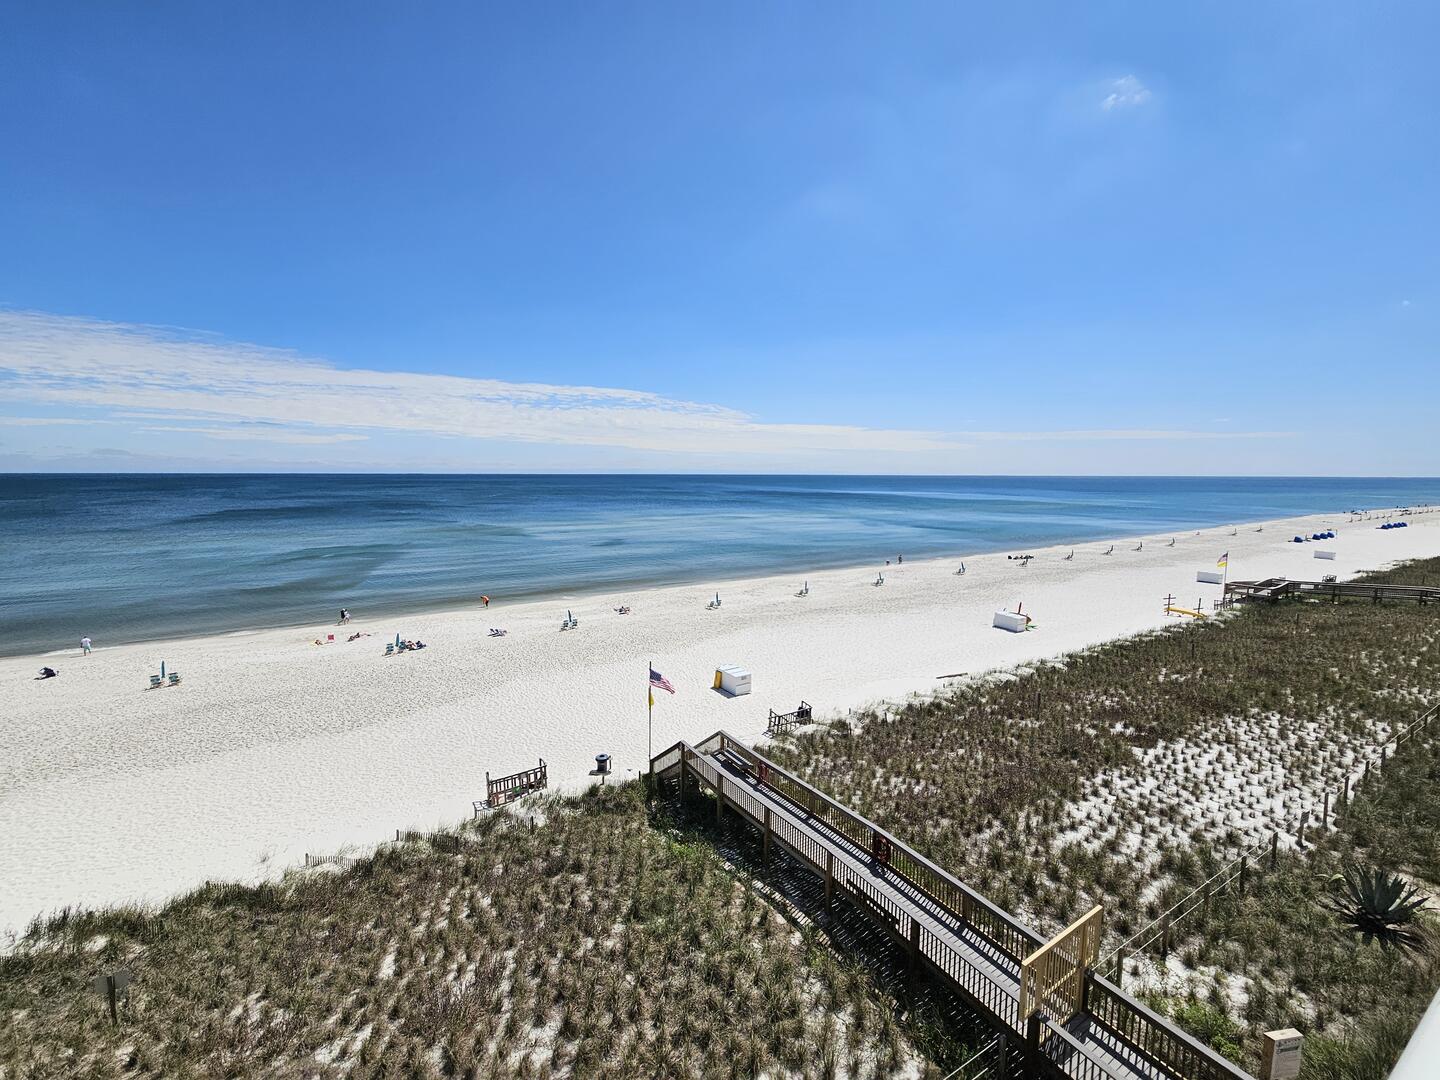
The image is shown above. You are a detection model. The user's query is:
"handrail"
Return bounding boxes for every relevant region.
[1086,974,1253,1080]
[652,734,1261,1080]
[1040,1017,1125,1080]
[710,732,1044,958]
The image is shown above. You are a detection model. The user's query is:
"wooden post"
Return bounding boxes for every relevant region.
[1160,913,1171,958]
[1114,948,1126,989]
[1342,774,1350,808]
[1240,854,1249,896]
[716,784,725,823]
[1381,746,1388,768]
[1271,831,1279,870]
[1321,791,1329,830]
[824,850,834,911]
[907,918,920,978]
[1297,811,1308,849]
[1025,1012,1043,1070]
[762,807,772,868]
[1204,880,1213,916]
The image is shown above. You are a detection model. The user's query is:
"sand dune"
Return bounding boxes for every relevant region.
[2,507,1436,939]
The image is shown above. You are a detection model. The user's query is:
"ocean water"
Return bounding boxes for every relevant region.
[2,474,1436,656]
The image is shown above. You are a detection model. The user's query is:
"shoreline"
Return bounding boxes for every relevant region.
[6,502,1427,662]
[3,504,1437,939]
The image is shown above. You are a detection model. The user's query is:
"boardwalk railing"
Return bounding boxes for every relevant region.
[483,758,547,810]
[1020,905,1103,1023]
[651,733,1258,1080]
[1085,975,1253,1080]
[701,731,1043,963]
[766,700,814,736]
[1225,578,1440,604]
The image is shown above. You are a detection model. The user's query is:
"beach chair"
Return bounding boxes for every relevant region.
[149,674,163,690]
[326,634,335,643]
[168,672,181,687]
[384,643,395,656]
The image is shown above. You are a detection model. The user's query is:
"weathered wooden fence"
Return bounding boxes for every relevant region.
[766,700,814,736]
[481,758,547,811]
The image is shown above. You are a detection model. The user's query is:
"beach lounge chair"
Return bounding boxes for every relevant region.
[384,643,395,656]
[149,674,163,689]
[168,672,181,686]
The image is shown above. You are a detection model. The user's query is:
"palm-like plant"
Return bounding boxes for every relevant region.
[1323,865,1429,951]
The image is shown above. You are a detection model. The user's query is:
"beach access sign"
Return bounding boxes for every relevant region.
[1260,1028,1303,1080]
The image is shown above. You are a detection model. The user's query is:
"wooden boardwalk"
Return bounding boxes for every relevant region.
[651,733,1255,1080]
[1226,577,1440,604]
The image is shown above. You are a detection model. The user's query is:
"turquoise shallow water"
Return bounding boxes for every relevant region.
[2,474,1436,656]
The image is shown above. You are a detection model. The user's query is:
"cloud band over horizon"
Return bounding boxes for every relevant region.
[0,310,1289,471]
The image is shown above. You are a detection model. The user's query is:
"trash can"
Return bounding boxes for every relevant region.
[595,753,611,775]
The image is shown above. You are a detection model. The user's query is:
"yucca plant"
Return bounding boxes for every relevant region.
[1323,865,1428,951]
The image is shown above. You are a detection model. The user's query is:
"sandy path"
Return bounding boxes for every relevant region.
[2,507,1436,938]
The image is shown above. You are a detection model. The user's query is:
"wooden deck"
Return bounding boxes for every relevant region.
[1225,577,1440,604]
[651,733,1255,1080]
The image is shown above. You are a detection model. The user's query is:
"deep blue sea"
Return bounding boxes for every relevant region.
[2,474,1437,656]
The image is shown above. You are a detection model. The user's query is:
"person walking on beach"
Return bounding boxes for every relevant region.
[80,636,92,656]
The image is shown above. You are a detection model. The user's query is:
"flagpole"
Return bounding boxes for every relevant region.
[647,658,653,764]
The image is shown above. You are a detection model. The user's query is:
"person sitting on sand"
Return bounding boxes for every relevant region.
[37,667,59,679]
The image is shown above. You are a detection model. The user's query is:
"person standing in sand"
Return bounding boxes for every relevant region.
[80,636,92,656]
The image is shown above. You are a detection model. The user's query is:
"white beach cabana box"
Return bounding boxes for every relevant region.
[713,665,752,696]
[992,610,1029,633]
[1196,570,1225,584]
[1313,550,1337,560]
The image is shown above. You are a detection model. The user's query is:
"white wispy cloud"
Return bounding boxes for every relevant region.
[0,415,99,427]
[0,311,962,458]
[141,425,370,444]
[962,428,1289,442]
[1100,75,1152,111]
[0,310,1286,467]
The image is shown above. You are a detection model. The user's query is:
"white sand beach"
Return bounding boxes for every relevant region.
[2,507,1437,939]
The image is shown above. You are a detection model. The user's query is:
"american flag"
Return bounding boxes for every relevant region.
[649,666,675,694]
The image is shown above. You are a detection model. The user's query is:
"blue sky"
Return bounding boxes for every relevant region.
[1,3,1436,473]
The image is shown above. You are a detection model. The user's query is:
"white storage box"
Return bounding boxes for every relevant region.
[1313,550,1337,560]
[1196,570,1225,584]
[992,610,1029,633]
[713,665,752,696]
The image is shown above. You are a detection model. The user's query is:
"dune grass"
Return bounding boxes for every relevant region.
[6,558,1438,1079]
[765,556,1440,1073]
[0,783,928,1080]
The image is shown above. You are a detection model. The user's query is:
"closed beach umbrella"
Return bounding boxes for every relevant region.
[160,660,165,678]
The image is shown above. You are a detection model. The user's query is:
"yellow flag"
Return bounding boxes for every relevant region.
[649,690,655,708]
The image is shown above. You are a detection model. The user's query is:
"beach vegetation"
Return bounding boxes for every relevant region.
[767,556,1440,1072]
